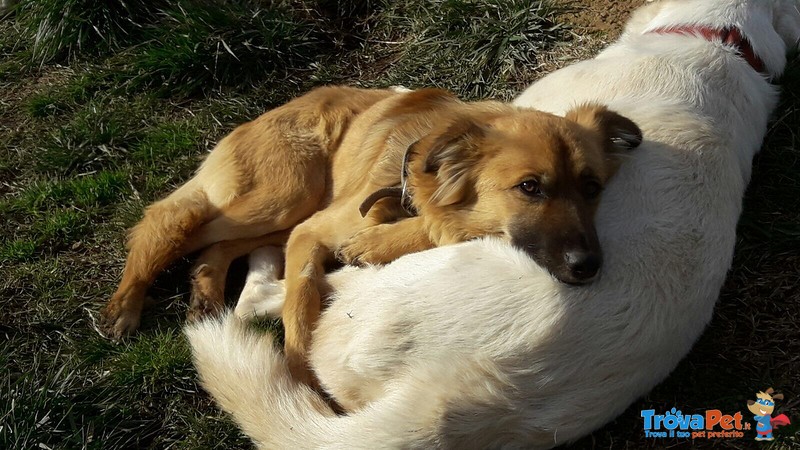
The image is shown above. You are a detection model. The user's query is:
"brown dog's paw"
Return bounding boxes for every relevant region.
[99,300,141,340]
[186,292,224,322]
[187,264,224,322]
[336,228,391,266]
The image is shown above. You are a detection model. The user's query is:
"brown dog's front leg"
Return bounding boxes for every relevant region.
[337,216,434,265]
[282,228,331,388]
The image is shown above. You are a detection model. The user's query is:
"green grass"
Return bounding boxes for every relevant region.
[1,0,798,449]
[114,1,323,99]
[26,72,106,117]
[0,171,130,262]
[0,239,37,262]
[0,1,566,448]
[16,0,162,64]
[131,122,202,166]
[16,171,129,210]
[367,0,562,98]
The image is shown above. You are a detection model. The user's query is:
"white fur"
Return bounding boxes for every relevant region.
[235,246,285,319]
[188,1,800,448]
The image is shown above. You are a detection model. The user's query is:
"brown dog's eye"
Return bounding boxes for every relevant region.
[583,180,602,199]
[518,180,543,197]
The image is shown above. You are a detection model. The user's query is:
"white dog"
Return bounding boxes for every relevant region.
[186,1,800,448]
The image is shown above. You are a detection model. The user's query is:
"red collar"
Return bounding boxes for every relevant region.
[648,25,765,74]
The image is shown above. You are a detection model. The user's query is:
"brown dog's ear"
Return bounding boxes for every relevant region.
[417,118,485,206]
[766,387,776,395]
[566,104,643,154]
[773,393,784,401]
[747,400,756,405]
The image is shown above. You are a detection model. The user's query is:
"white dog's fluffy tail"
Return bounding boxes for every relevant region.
[186,313,455,449]
[185,312,531,449]
[185,313,341,448]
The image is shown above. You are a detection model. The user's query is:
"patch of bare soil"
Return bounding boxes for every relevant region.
[522,0,646,87]
[559,0,649,38]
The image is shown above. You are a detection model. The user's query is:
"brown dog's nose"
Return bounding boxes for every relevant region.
[565,250,601,281]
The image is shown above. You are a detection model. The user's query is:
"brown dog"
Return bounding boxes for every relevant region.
[101,86,641,387]
[101,86,395,338]
[275,91,642,384]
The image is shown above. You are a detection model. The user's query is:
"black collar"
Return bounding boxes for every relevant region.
[358,147,418,217]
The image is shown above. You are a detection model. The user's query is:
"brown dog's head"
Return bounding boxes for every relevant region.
[408,103,642,285]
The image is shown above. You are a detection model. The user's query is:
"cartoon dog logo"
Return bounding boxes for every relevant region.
[747,388,791,441]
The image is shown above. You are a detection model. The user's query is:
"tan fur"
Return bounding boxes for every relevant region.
[101,86,395,337]
[271,94,642,386]
[102,86,640,388]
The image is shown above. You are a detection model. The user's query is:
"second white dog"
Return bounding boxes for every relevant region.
[187,1,800,448]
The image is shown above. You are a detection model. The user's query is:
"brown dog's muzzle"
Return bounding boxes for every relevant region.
[561,234,601,284]
[510,222,602,285]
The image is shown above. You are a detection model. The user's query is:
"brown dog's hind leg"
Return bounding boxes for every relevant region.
[103,162,327,339]
[184,185,328,324]
[188,230,291,322]
[185,175,329,252]
[101,187,216,338]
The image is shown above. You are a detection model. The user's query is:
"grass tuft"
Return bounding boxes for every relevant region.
[26,72,108,117]
[0,239,37,263]
[0,347,79,450]
[16,171,129,211]
[35,103,142,174]
[17,0,162,64]
[118,1,323,98]
[31,208,89,246]
[105,330,193,392]
[132,121,202,166]
[369,0,562,99]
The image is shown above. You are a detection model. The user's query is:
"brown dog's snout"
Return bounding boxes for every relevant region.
[559,228,601,284]
[511,222,603,285]
[565,248,601,281]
